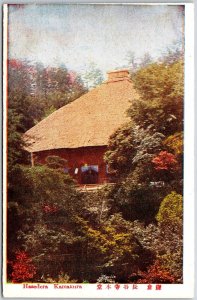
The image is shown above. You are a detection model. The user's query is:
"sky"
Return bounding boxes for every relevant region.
[8,4,184,78]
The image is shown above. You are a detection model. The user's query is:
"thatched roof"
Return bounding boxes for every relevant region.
[24,69,138,152]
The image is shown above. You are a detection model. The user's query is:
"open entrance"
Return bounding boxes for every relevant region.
[81,165,99,184]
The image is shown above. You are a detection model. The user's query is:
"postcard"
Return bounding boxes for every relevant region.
[2,3,194,298]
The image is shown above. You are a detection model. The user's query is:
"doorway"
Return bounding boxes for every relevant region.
[81,165,99,184]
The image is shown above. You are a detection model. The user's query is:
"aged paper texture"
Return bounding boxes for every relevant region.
[2,3,194,298]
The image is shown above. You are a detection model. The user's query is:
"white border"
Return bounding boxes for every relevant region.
[2,3,194,298]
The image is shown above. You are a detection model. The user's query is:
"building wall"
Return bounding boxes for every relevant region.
[32,146,109,184]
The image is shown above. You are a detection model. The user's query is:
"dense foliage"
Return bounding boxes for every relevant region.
[8,59,87,130]
[7,53,183,284]
[104,55,183,281]
[10,251,37,283]
[129,59,183,135]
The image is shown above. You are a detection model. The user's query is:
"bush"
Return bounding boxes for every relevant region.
[156,191,183,228]
[75,213,155,282]
[10,251,36,283]
[135,261,175,283]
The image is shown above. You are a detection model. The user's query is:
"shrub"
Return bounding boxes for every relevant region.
[135,261,175,283]
[152,151,178,171]
[156,191,183,228]
[10,251,36,283]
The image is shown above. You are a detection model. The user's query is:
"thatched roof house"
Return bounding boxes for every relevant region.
[25,69,138,185]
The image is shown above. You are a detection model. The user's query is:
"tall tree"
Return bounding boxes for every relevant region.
[130,59,184,135]
[82,63,104,89]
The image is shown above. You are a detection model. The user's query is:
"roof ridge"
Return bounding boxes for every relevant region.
[104,78,132,84]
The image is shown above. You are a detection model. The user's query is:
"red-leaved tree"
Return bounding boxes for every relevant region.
[136,261,175,283]
[152,151,178,171]
[11,251,36,283]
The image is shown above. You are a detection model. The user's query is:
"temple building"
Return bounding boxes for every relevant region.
[24,69,138,186]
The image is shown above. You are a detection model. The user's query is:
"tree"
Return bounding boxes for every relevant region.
[104,56,183,224]
[135,261,175,283]
[83,63,104,89]
[129,59,184,135]
[105,123,164,180]
[7,59,89,283]
[125,52,153,73]
[163,132,183,156]
[152,151,178,171]
[124,51,138,72]
[8,91,45,130]
[160,40,184,64]
[75,213,154,282]
[108,177,171,223]
[10,251,36,283]
[82,186,112,225]
[104,123,135,178]
[156,192,183,281]
[8,59,33,95]
[132,216,183,283]
[139,52,153,68]
[7,109,29,171]
[156,191,183,229]
[7,165,83,281]
[35,65,86,109]
[8,59,87,128]
[45,155,68,170]
[163,132,183,183]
